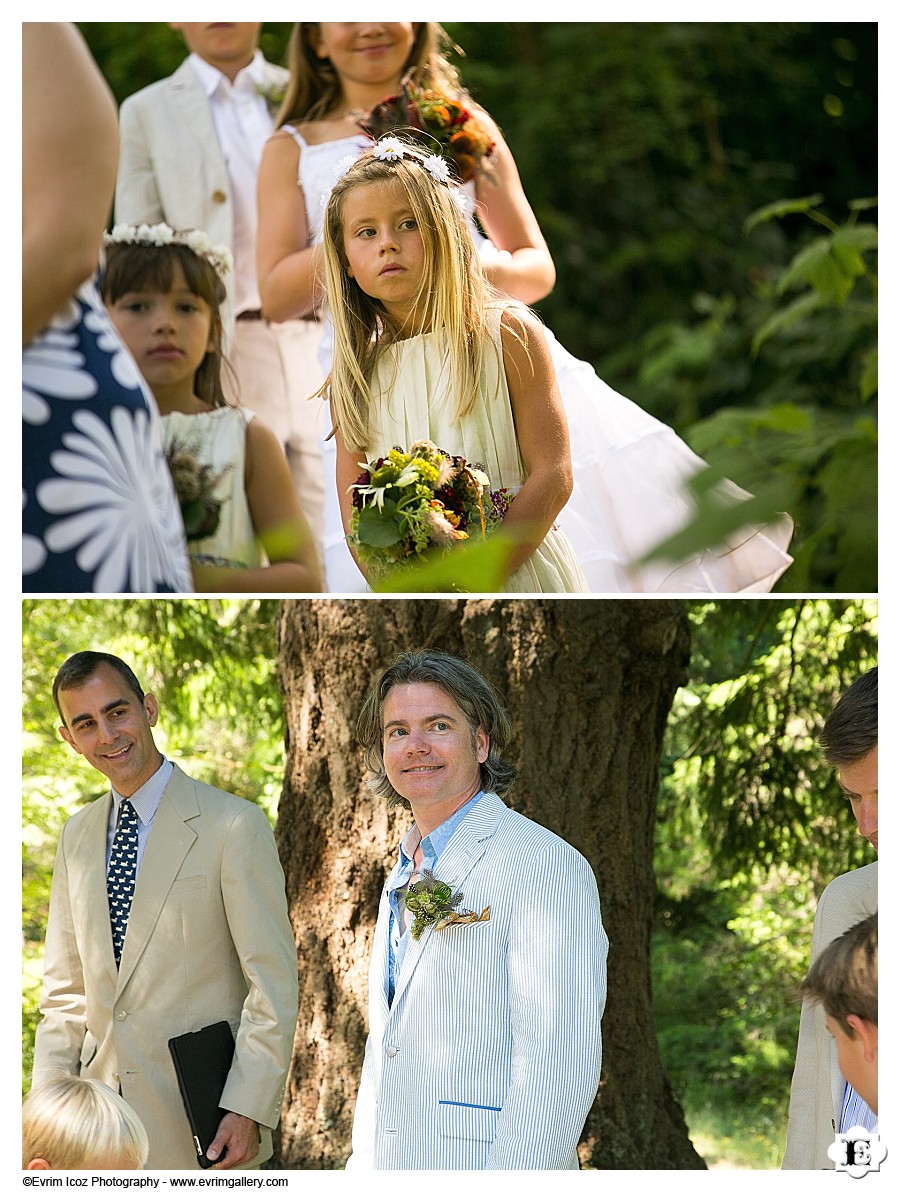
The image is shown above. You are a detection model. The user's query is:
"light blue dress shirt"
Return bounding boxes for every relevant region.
[839,1079,877,1134]
[385,789,487,1005]
[105,756,173,875]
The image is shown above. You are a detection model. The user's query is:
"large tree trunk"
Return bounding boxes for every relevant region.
[273,598,703,1169]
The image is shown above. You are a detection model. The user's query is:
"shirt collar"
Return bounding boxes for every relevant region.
[394,789,486,879]
[188,49,267,99]
[111,756,173,828]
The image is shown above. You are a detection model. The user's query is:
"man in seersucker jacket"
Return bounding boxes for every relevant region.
[347,649,608,1170]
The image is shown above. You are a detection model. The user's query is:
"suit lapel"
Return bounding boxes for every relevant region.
[71,792,120,987]
[115,767,198,992]
[389,794,507,1011]
[369,888,393,1031]
[170,59,223,159]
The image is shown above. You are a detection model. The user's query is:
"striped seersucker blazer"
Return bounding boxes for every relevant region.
[347,791,608,1170]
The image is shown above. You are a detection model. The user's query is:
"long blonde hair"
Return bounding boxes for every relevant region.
[320,142,503,455]
[277,23,465,127]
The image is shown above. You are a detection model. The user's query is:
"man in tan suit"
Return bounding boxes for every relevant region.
[31,651,298,1170]
[782,666,878,1168]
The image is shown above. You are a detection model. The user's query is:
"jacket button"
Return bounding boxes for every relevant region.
[114,1010,127,1021]
[212,189,228,204]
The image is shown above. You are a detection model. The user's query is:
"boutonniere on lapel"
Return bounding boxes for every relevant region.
[256,80,287,111]
[405,869,491,940]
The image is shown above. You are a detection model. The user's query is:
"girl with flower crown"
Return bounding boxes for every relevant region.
[259,22,793,593]
[101,225,322,592]
[321,140,587,593]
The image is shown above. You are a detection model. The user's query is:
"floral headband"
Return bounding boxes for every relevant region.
[325,138,474,220]
[103,223,233,280]
[373,135,452,181]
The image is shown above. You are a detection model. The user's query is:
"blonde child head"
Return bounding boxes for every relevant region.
[22,1075,149,1170]
[100,224,231,409]
[321,138,498,453]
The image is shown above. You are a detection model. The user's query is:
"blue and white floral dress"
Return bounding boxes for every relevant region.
[23,277,192,593]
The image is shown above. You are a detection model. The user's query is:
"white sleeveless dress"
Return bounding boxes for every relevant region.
[161,406,263,570]
[289,128,794,594]
[366,311,588,593]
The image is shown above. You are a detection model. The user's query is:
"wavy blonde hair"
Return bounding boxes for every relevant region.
[277,23,465,127]
[320,141,507,455]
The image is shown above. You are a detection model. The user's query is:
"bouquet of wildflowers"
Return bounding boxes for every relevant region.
[347,439,514,578]
[358,82,495,183]
[165,441,228,541]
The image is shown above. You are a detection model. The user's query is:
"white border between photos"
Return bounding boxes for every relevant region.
[11,6,894,1189]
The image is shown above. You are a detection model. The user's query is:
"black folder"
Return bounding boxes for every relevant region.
[168,1020,235,1168]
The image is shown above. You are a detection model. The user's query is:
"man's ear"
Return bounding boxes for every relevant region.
[475,726,489,765]
[143,693,159,728]
[847,1014,878,1062]
[58,723,81,755]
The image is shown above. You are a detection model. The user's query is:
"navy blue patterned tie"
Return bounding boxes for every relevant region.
[107,799,139,967]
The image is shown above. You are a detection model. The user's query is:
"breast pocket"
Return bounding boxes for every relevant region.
[438,1099,501,1143]
[170,875,207,893]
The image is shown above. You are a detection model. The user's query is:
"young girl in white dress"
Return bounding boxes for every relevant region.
[102,225,322,592]
[322,140,587,593]
[257,22,793,593]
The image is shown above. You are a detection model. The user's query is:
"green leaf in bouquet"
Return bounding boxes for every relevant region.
[356,501,405,547]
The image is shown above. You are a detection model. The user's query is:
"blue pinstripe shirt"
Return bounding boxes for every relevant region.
[386,790,486,1004]
[840,1080,877,1133]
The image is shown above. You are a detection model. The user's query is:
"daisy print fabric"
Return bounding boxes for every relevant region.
[23,278,192,592]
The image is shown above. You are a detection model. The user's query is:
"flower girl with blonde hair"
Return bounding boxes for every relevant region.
[322,139,588,592]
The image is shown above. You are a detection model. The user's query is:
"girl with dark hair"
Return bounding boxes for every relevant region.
[102,224,321,592]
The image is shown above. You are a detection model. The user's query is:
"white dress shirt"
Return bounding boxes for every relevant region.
[188,51,274,315]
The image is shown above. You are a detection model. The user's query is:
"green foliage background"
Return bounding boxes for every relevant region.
[22,597,877,1166]
[654,598,876,1165]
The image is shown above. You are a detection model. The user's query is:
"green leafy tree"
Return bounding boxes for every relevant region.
[653,598,877,1164]
[652,199,877,592]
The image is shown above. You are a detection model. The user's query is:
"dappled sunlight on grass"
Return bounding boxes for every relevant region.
[685,1101,786,1169]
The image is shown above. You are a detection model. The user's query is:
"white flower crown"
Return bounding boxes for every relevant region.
[332,137,472,218]
[372,136,451,184]
[104,223,233,280]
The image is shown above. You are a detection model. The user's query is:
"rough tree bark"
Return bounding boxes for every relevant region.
[273,597,704,1169]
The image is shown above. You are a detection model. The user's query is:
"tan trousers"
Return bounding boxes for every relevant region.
[225,317,326,561]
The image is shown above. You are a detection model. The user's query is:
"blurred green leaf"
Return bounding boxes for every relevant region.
[743,194,824,236]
